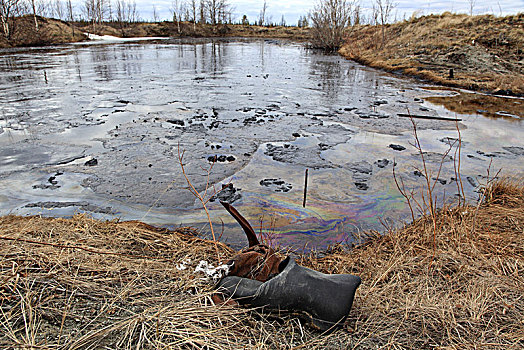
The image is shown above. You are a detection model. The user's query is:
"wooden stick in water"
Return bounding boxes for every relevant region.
[397,113,462,121]
[303,168,309,208]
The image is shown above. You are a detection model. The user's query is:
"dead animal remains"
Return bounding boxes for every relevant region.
[214,201,361,332]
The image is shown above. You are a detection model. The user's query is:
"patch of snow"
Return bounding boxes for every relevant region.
[176,258,192,271]
[78,33,167,44]
[194,260,231,282]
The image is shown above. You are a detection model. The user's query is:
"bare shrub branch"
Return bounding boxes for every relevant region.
[309,0,355,51]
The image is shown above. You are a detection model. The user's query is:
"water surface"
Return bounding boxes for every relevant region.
[1,38,523,250]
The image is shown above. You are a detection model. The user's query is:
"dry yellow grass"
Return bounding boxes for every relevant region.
[341,13,524,96]
[1,179,523,348]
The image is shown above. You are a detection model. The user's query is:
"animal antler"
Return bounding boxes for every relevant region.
[220,201,259,247]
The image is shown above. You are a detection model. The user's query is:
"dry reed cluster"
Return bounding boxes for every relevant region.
[1,179,523,348]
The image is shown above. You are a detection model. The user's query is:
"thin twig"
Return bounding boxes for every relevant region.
[177,143,221,263]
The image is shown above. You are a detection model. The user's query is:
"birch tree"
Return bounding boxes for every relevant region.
[258,0,266,26]
[189,0,196,30]
[171,0,184,33]
[31,0,38,30]
[374,0,395,47]
[0,0,20,38]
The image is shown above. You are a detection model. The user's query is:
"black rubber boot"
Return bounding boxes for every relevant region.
[217,257,361,332]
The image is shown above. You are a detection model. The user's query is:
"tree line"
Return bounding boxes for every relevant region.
[2,0,396,49]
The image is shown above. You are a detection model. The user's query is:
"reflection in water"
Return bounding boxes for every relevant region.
[309,54,343,101]
[73,50,82,81]
[91,48,113,80]
[259,40,265,69]
[119,46,143,77]
[426,89,523,121]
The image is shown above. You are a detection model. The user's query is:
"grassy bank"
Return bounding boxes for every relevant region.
[340,13,524,96]
[1,179,522,348]
[0,15,88,48]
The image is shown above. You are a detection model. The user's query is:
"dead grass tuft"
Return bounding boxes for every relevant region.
[1,179,523,348]
[483,177,524,207]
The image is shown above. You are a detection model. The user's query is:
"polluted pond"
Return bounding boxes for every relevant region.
[0,37,523,250]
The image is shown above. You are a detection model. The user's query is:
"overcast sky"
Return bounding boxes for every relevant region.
[89,0,524,25]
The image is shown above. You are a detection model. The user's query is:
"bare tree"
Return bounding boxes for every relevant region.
[258,0,266,26]
[115,0,137,34]
[67,0,74,36]
[54,0,64,20]
[35,0,52,17]
[31,0,38,30]
[374,0,395,47]
[171,0,184,33]
[199,0,204,23]
[107,0,112,21]
[189,0,196,30]
[206,0,217,25]
[353,2,360,25]
[297,15,308,27]
[84,0,108,25]
[152,4,158,22]
[309,0,354,51]
[266,14,273,26]
[115,0,125,28]
[370,3,378,25]
[0,0,21,38]
[468,0,476,16]
[205,0,229,26]
[83,0,93,23]
[98,0,107,24]
[218,0,231,24]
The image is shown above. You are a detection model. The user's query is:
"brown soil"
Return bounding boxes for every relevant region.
[1,179,522,348]
[340,13,524,96]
